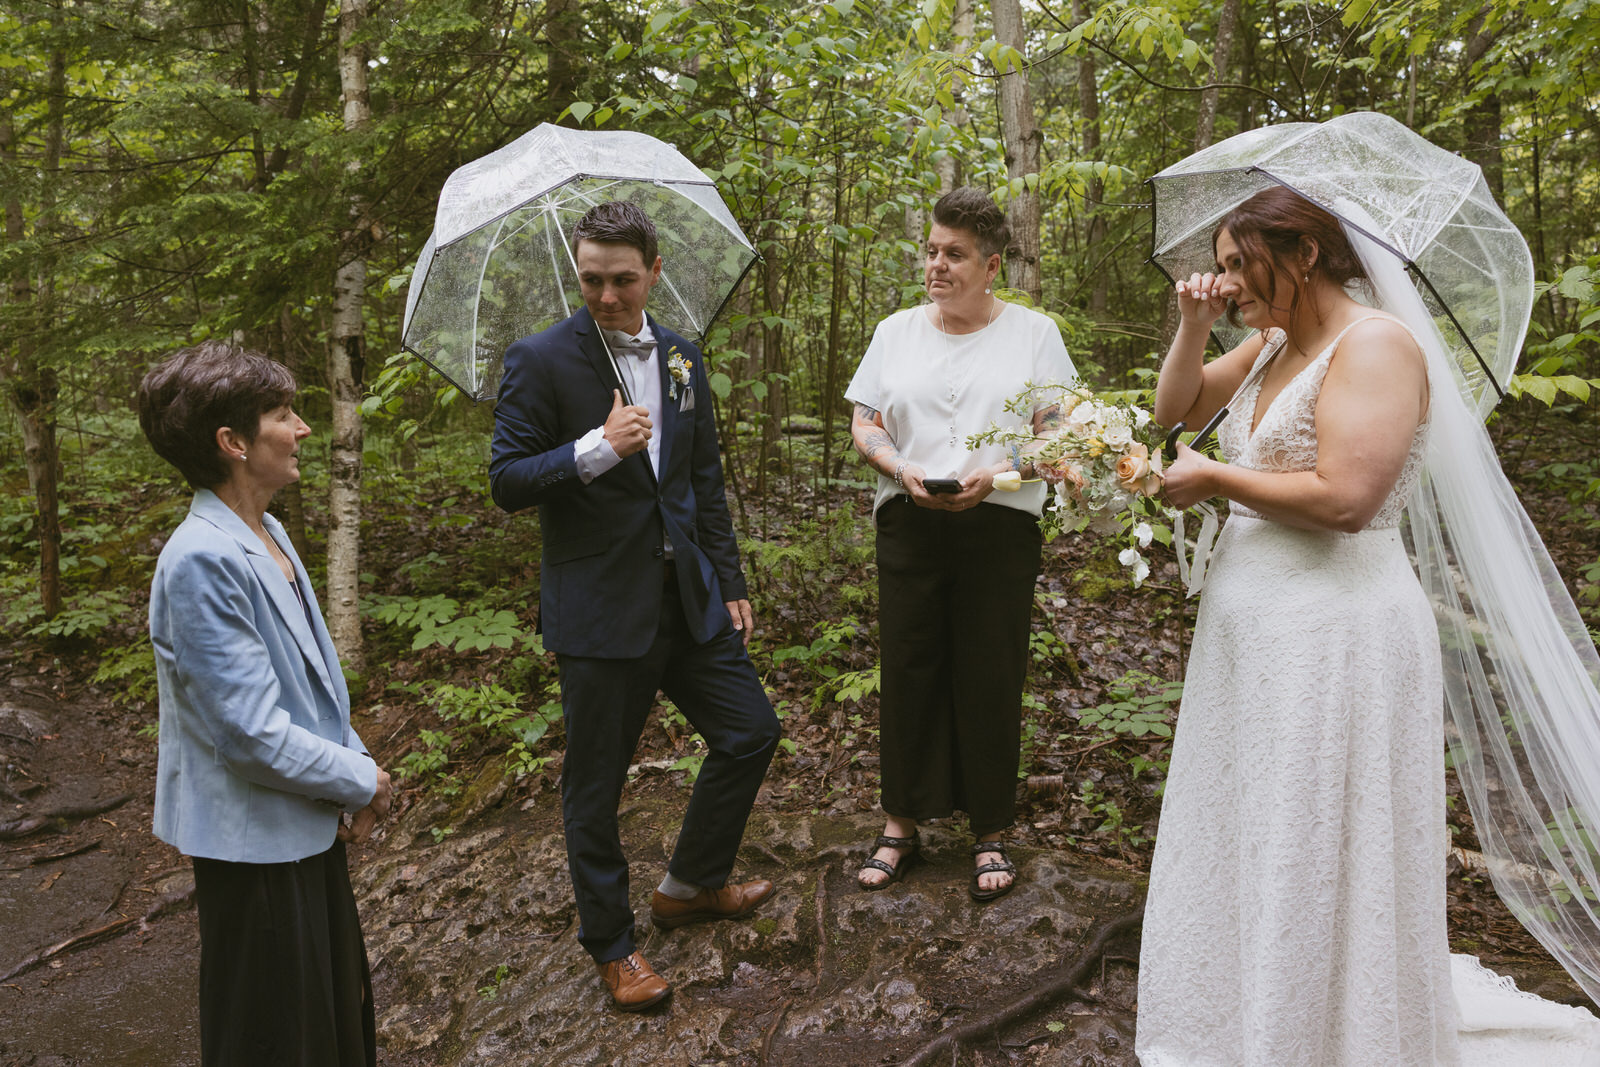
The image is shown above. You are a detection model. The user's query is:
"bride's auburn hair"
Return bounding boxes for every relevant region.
[1214,186,1368,328]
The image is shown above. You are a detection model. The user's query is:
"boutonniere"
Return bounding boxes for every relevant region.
[667,346,693,400]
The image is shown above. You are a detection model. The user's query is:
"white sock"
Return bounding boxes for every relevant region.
[657,873,701,900]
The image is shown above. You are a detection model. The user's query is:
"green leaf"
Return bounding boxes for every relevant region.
[565,101,593,124]
[1557,265,1596,301]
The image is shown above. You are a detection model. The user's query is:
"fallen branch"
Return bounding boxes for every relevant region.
[897,908,1144,1067]
[1,837,103,870]
[0,794,133,840]
[0,882,195,983]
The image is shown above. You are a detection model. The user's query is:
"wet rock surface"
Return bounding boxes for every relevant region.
[362,785,1145,1066]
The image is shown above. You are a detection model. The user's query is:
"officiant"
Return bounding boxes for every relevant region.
[844,186,1078,901]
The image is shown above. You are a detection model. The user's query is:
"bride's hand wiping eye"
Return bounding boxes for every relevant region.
[1175,273,1227,327]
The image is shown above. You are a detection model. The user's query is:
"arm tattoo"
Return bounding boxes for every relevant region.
[860,427,898,465]
[852,404,901,471]
[1034,403,1063,433]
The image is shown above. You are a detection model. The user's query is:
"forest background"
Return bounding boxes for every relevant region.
[2,0,1599,917]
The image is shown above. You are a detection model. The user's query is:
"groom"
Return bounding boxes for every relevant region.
[489,201,780,1012]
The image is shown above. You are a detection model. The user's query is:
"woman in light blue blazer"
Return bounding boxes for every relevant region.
[139,340,392,1067]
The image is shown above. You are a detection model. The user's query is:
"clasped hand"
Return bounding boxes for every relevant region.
[603,388,653,458]
[904,464,999,512]
[1160,442,1214,510]
[339,766,393,845]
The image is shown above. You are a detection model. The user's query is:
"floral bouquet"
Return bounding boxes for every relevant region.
[972,383,1172,587]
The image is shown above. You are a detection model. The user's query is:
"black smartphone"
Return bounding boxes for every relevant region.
[923,478,962,494]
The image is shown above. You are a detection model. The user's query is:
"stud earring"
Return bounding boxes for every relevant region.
[239,454,248,462]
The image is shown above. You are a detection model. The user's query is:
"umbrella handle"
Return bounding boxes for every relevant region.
[1163,406,1230,462]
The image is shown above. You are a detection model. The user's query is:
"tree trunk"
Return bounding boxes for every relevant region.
[991,0,1041,303]
[1160,0,1242,353]
[935,0,975,195]
[0,49,65,620]
[757,219,785,498]
[1070,0,1106,360]
[273,304,312,559]
[821,163,848,505]
[1193,0,1241,151]
[1463,10,1503,202]
[327,0,371,669]
[545,0,581,112]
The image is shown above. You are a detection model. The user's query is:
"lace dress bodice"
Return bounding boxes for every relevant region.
[1219,321,1429,529]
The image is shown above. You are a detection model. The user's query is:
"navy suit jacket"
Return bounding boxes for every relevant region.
[489,307,748,659]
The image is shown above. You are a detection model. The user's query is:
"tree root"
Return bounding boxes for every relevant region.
[0,882,195,983]
[898,907,1144,1067]
[0,793,133,840]
[0,837,102,870]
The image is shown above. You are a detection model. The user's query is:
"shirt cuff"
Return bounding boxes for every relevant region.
[574,426,621,484]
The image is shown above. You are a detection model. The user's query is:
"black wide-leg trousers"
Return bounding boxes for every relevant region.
[557,582,780,965]
[875,496,1042,837]
[191,840,376,1067]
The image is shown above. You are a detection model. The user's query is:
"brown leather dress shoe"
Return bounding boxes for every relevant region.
[649,879,776,930]
[597,951,671,1012]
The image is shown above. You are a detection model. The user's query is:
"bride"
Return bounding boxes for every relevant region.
[1136,185,1600,1065]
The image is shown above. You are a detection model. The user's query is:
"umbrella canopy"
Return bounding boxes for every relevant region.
[402,123,757,401]
[1147,111,1533,417]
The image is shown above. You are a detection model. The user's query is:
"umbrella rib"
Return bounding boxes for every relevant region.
[1256,169,1507,401]
[547,201,633,406]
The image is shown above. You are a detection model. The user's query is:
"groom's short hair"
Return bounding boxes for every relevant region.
[572,201,659,267]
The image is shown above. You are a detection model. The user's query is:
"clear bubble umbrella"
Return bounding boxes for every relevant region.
[1146,110,1533,418]
[401,123,758,401]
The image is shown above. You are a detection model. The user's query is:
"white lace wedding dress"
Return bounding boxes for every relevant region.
[1135,321,1600,1066]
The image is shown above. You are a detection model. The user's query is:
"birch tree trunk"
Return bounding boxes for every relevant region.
[991,0,1041,303]
[327,0,371,669]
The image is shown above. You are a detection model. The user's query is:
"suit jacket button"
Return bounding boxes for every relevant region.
[653,547,664,558]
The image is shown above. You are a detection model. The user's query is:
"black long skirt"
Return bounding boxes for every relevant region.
[875,497,1042,836]
[191,840,376,1067]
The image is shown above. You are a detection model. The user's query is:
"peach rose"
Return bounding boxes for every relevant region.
[1115,443,1153,492]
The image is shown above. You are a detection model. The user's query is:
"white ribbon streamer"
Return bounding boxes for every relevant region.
[1174,503,1220,598]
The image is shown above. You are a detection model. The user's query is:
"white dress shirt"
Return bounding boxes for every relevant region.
[573,324,663,481]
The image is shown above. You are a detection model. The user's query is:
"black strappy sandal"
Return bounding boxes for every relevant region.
[970,840,1017,902]
[857,832,919,891]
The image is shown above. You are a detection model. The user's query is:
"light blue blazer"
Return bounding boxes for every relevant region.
[149,489,377,863]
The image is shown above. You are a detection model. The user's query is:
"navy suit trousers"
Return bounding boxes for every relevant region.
[557,583,779,964]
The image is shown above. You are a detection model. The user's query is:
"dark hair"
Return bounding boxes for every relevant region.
[571,201,659,266]
[137,340,296,490]
[932,186,1010,259]
[1214,186,1367,328]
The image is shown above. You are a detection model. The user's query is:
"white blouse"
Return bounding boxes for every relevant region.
[845,302,1078,516]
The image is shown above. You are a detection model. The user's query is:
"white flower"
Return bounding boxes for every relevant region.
[1133,406,1151,429]
[1118,546,1141,567]
[1102,422,1133,449]
[1133,522,1153,548]
[1132,557,1150,586]
[992,471,1023,492]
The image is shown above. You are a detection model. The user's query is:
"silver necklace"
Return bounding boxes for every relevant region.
[934,297,1000,447]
